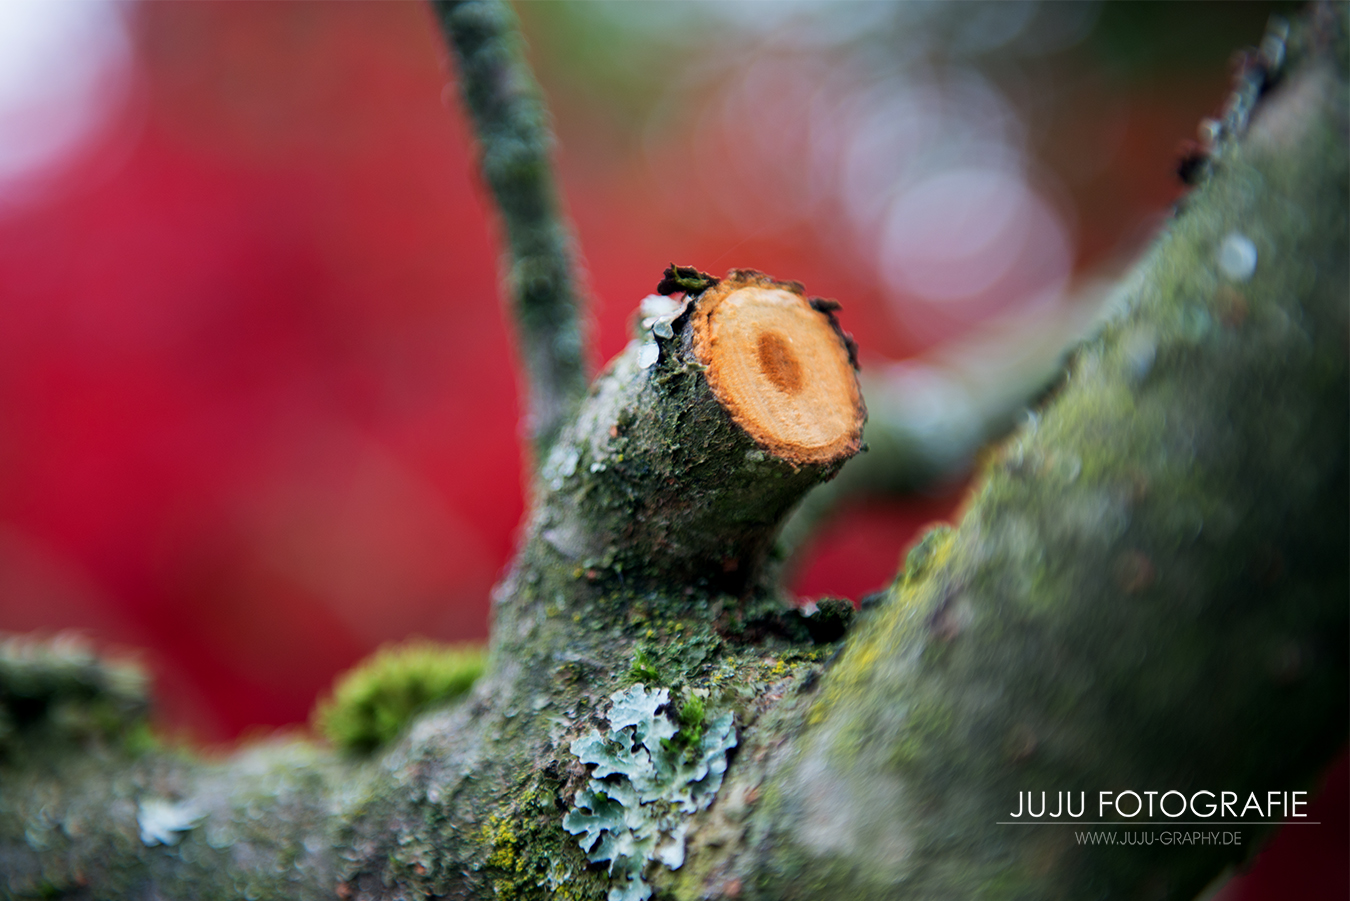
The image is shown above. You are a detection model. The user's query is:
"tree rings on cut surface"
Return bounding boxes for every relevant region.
[691,270,865,466]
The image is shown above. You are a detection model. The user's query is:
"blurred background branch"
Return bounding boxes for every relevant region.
[776,286,1111,575]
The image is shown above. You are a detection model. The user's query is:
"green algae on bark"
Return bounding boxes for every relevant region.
[733,14,1349,901]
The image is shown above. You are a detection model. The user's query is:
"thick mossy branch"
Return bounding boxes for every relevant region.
[724,13,1350,901]
[433,0,589,457]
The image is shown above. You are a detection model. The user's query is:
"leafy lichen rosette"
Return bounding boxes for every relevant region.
[563,685,737,901]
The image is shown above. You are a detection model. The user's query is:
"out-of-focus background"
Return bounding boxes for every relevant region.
[0,1,1341,895]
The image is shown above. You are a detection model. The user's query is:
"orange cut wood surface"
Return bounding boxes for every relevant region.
[693,275,864,465]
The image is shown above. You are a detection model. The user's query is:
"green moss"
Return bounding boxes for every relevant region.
[313,640,486,754]
[624,629,722,690]
[655,264,719,297]
[482,811,531,898]
[677,692,707,749]
[628,646,663,685]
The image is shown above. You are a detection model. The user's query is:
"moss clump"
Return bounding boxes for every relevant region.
[676,692,707,749]
[655,263,719,297]
[313,640,486,753]
[628,646,663,685]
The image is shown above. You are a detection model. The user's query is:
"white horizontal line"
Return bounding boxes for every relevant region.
[996,821,1320,826]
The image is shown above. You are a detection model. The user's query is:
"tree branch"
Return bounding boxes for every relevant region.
[721,12,1350,898]
[433,0,589,459]
[0,7,1344,901]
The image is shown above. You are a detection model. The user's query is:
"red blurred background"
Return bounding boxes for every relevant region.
[0,2,1340,896]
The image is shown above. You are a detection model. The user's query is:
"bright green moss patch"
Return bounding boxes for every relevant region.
[314,640,486,753]
[628,646,663,685]
[675,692,707,750]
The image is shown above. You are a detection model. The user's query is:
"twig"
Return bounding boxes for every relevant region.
[433,0,589,459]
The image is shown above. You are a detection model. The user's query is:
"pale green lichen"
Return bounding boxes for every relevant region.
[563,685,736,901]
[313,640,486,753]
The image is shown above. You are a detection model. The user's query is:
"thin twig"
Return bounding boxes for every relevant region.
[433,0,589,460]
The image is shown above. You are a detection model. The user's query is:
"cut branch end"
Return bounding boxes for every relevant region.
[692,271,865,466]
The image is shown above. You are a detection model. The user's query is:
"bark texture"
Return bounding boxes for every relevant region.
[0,6,1345,901]
[731,17,1350,898]
[524,268,862,599]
